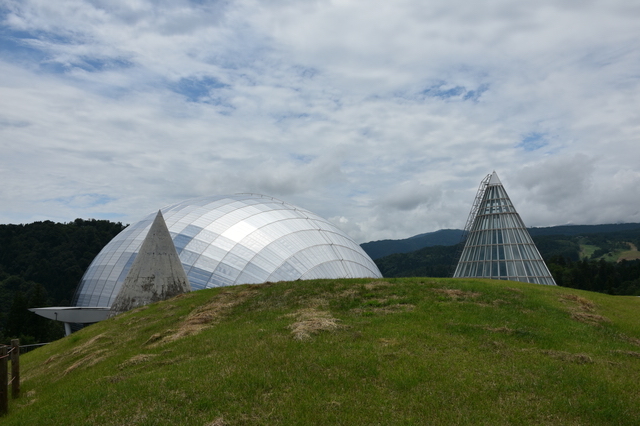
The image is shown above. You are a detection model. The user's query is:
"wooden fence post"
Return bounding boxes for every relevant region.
[0,346,7,415]
[11,340,19,399]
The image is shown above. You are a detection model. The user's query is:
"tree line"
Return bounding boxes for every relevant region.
[0,219,125,344]
[547,256,640,295]
[375,233,640,296]
[2,218,639,344]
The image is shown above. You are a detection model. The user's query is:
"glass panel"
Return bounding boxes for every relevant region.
[499,261,507,277]
[479,262,487,277]
[228,243,257,264]
[202,243,229,261]
[180,249,200,265]
[490,261,498,277]
[241,262,270,282]
[468,247,477,262]
[173,234,193,253]
[478,246,485,260]
[502,245,512,261]
[184,237,210,255]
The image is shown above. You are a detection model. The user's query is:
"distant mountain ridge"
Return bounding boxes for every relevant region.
[360,223,640,260]
[360,229,464,260]
[527,223,640,236]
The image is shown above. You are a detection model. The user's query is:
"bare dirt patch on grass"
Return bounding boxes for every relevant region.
[476,299,510,308]
[286,308,344,340]
[338,288,359,298]
[43,355,58,365]
[147,288,258,346]
[432,288,481,300]
[119,314,163,335]
[540,350,593,364]
[33,333,113,378]
[118,353,159,370]
[364,281,393,290]
[378,338,400,347]
[619,334,640,347]
[206,417,228,426]
[571,312,612,325]
[611,350,640,358]
[460,323,520,334]
[66,333,113,357]
[521,347,595,364]
[560,293,611,325]
[484,326,516,334]
[307,296,331,308]
[351,304,415,315]
[64,349,108,376]
[560,294,596,312]
[449,323,520,335]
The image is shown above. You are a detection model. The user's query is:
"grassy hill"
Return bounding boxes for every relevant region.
[6,278,640,425]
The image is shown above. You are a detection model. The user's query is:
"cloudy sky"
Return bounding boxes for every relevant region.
[1,0,639,243]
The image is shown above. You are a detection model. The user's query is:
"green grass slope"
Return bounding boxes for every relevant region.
[6,278,640,425]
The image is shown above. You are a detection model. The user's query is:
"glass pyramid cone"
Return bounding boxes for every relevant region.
[453,172,557,285]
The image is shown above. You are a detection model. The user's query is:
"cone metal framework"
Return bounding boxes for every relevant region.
[453,172,556,285]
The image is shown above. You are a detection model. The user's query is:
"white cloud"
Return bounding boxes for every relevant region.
[1,0,639,242]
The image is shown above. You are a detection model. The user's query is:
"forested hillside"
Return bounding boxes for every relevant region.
[361,229,464,259]
[0,219,125,343]
[375,229,640,296]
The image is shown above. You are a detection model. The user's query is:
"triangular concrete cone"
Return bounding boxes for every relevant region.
[109,210,191,317]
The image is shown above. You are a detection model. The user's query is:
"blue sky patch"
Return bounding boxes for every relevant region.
[172,76,227,102]
[518,132,548,151]
[293,65,318,79]
[1,26,76,50]
[274,112,311,123]
[1,25,133,74]
[75,57,133,72]
[52,194,116,208]
[463,83,489,101]
[423,84,465,99]
[0,28,48,62]
[418,82,489,102]
[290,153,315,164]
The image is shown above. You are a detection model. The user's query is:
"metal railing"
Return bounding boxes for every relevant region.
[450,173,491,277]
[16,343,50,355]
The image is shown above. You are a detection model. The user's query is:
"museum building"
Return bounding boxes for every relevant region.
[72,193,383,308]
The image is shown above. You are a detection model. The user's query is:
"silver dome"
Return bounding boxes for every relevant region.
[73,194,382,307]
